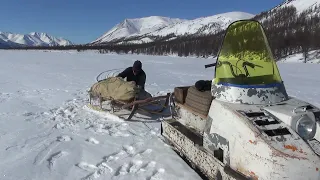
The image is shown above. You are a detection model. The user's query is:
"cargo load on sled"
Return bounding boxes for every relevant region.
[87,76,171,121]
[90,77,139,102]
[161,20,320,180]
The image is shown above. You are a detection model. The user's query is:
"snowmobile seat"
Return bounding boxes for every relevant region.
[184,85,213,117]
[174,86,190,104]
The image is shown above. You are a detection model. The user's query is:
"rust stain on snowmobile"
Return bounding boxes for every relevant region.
[271,148,308,160]
[236,167,259,180]
[250,171,259,180]
[249,140,257,145]
[284,145,298,152]
[298,148,308,155]
[283,145,307,155]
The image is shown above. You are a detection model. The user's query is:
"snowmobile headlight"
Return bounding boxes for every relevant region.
[296,114,316,140]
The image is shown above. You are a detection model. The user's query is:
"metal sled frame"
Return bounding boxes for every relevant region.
[88,90,172,120]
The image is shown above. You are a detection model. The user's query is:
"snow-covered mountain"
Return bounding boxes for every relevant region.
[0,37,23,48]
[91,12,254,45]
[0,32,73,48]
[92,16,185,44]
[254,0,320,22]
[149,12,254,37]
[92,0,320,45]
[273,0,319,14]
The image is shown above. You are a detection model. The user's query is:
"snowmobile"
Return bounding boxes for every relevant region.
[161,20,320,180]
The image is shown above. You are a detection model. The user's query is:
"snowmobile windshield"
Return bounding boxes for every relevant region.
[214,20,282,87]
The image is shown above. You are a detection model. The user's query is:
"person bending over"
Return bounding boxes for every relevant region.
[117,60,146,90]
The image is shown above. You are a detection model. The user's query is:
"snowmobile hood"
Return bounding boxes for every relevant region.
[212,20,289,105]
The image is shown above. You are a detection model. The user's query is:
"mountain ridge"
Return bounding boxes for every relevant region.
[277,0,319,13]
[91,12,254,45]
[0,32,73,48]
[92,0,320,45]
[91,16,185,44]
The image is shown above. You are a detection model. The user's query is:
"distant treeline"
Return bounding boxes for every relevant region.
[4,5,320,61]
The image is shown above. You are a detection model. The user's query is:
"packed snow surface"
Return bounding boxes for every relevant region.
[0,50,320,180]
[278,50,320,64]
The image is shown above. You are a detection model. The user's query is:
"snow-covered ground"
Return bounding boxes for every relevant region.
[0,50,319,180]
[278,50,320,64]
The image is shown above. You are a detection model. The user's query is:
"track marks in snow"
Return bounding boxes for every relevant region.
[22,112,39,120]
[47,96,134,139]
[86,122,132,138]
[105,150,125,162]
[86,137,99,144]
[33,135,72,166]
[149,168,166,180]
[24,113,47,123]
[76,162,98,172]
[135,149,153,158]
[139,161,156,173]
[33,140,60,166]
[123,145,136,155]
[47,96,85,128]
[0,92,11,103]
[116,163,130,176]
[47,151,68,170]
[5,131,51,151]
[80,161,114,180]
[108,123,131,137]
[77,143,164,180]
[16,88,70,98]
[46,91,157,140]
[39,90,166,179]
[52,104,78,123]
[57,135,72,142]
[114,160,164,179]
[128,159,143,173]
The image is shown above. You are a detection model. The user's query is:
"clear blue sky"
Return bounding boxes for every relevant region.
[0,0,283,44]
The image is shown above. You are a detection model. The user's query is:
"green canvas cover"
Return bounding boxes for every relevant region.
[90,77,139,102]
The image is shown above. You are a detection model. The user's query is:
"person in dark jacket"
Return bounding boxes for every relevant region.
[117,60,146,90]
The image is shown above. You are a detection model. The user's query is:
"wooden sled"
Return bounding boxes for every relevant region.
[87,90,172,121]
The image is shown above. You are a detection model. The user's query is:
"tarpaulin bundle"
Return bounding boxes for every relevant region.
[90,77,140,102]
